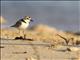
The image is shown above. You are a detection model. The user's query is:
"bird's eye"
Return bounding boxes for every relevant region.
[26,18,29,19]
[29,17,30,18]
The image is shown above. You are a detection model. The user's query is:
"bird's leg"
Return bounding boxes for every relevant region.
[23,30,26,39]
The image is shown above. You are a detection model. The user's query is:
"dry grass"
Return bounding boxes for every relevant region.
[1,24,80,45]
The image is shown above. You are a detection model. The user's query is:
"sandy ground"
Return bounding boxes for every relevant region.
[1,39,80,60]
[0,25,80,60]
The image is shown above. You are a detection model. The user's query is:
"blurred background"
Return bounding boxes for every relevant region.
[1,1,80,32]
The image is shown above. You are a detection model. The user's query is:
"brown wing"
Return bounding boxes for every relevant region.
[11,21,21,27]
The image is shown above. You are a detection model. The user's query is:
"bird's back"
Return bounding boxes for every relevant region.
[11,20,22,28]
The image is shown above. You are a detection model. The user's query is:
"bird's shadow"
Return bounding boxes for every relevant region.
[14,36,33,41]
[0,37,33,41]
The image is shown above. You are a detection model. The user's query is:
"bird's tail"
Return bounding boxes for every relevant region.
[10,25,15,27]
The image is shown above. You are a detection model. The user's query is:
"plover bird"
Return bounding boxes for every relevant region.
[11,16,33,38]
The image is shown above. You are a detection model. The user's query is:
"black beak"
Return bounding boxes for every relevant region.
[30,19,34,22]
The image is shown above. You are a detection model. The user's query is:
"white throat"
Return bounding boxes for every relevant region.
[24,19,30,23]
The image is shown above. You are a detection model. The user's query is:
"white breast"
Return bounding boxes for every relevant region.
[19,22,29,29]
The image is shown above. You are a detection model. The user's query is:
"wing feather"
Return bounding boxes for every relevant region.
[11,21,21,27]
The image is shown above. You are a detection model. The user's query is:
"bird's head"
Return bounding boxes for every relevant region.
[23,16,33,22]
